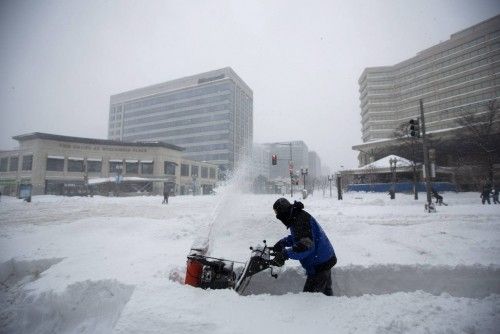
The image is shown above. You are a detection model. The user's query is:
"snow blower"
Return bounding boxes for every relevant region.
[185,240,279,294]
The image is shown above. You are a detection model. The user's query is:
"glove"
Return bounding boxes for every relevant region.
[271,249,288,267]
[272,240,284,252]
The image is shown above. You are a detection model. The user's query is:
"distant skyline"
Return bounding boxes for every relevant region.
[1,0,499,170]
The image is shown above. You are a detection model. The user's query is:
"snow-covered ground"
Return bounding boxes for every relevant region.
[1,190,499,333]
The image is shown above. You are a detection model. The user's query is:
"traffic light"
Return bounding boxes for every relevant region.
[272,154,277,165]
[409,118,420,138]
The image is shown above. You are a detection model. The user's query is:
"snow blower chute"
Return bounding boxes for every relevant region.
[184,240,279,294]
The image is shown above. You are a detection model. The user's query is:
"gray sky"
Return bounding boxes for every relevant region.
[1,0,499,169]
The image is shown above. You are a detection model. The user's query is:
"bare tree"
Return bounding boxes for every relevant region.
[455,99,499,186]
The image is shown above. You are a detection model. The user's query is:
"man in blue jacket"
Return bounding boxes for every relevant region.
[271,198,337,296]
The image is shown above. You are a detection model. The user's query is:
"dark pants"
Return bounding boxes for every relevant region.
[303,269,333,296]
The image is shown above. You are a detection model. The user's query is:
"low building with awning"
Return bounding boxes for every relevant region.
[0,132,218,196]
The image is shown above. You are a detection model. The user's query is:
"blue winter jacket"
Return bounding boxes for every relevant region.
[279,208,336,275]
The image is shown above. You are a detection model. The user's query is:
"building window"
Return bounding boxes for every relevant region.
[46,157,64,172]
[140,162,153,175]
[0,157,8,172]
[22,155,33,171]
[181,164,189,176]
[126,161,139,174]
[109,160,123,173]
[9,156,18,172]
[68,158,84,172]
[164,161,176,175]
[191,165,199,177]
[201,166,208,178]
[87,160,102,173]
[209,167,216,179]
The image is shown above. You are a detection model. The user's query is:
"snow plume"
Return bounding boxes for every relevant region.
[192,160,254,256]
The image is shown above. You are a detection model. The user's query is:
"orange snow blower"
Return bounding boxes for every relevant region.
[184,240,279,294]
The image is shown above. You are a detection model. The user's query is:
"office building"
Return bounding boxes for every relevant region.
[354,15,499,167]
[108,67,253,175]
[308,151,322,180]
[266,141,309,180]
[251,144,271,180]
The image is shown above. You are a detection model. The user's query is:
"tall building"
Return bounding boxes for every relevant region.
[308,151,322,180]
[266,141,309,180]
[355,15,499,166]
[251,144,271,180]
[108,67,253,174]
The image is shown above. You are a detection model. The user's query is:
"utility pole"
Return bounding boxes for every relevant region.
[328,175,333,198]
[420,99,433,212]
[301,168,308,191]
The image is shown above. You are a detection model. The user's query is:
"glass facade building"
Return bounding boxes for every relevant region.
[359,15,499,143]
[266,141,309,180]
[108,67,253,173]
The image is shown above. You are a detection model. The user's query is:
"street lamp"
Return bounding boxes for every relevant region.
[192,175,197,196]
[389,157,398,200]
[327,175,333,198]
[301,168,308,190]
[115,164,123,196]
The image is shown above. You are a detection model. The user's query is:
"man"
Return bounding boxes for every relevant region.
[481,184,491,205]
[431,188,444,205]
[492,187,499,204]
[271,198,337,296]
[162,189,169,204]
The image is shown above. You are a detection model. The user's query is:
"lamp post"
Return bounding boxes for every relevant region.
[115,164,123,196]
[328,175,333,198]
[336,173,343,200]
[389,157,397,199]
[83,160,89,196]
[301,168,308,191]
[192,176,197,196]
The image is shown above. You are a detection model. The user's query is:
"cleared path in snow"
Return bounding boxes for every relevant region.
[242,264,500,298]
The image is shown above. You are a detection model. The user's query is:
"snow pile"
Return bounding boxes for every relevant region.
[0,191,499,333]
[359,154,413,170]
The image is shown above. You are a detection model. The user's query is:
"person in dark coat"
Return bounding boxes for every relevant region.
[432,188,443,205]
[481,184,491,205]
[271,198,337,296]
[493,187,499,204]
[162,189,169,204]
[388,188,395,200]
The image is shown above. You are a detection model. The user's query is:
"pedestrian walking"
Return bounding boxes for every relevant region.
[162,190,169,204]
[493,187,499,204]
[481,184,491,205]
[432,188,444,206]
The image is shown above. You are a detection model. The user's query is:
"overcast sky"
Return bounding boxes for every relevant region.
[1,0,499,169]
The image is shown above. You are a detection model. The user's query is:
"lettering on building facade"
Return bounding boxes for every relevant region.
[58,143,147,153]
